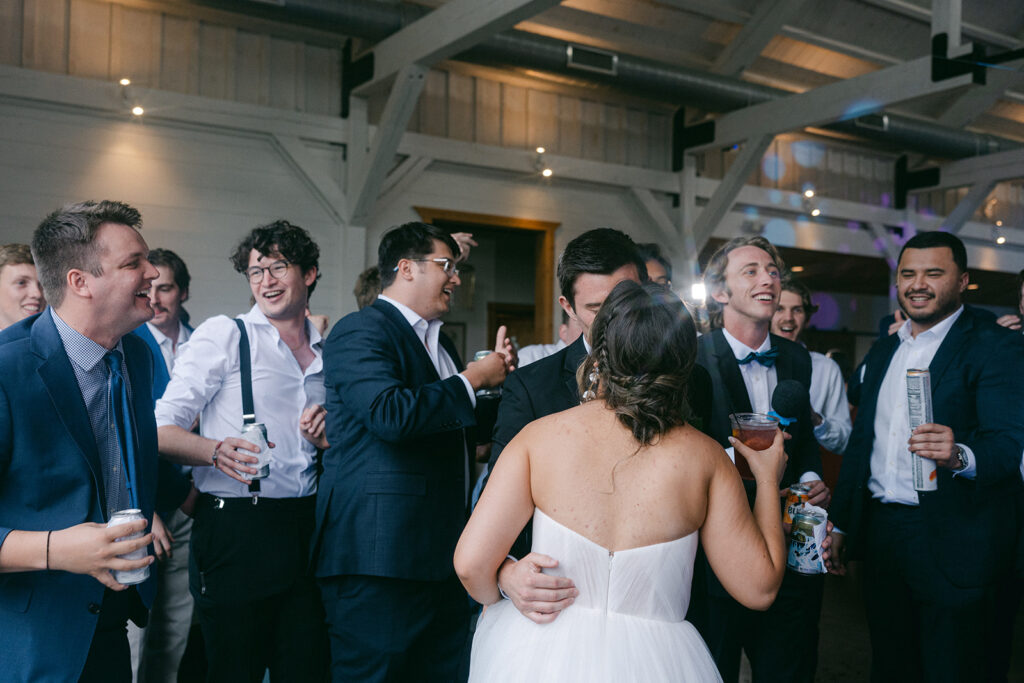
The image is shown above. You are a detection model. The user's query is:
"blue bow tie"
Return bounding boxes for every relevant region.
[737,347,778,368]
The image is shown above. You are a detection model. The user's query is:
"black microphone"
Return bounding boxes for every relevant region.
[771,379,809,429]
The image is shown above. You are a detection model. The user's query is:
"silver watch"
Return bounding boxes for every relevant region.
[953,445,968,471]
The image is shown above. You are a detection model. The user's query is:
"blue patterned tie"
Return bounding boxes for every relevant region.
[737,347,779,368]
[105,351,139,510]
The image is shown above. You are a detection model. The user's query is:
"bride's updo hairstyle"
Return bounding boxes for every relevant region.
[578,280,697,446]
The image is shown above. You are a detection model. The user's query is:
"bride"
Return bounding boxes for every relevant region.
[454,280,788,682]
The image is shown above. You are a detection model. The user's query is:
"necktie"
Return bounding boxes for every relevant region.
[737,347,779,368]
[105,351,139,510]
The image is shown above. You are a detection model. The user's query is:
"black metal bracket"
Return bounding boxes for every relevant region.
[894,155,941,210]
[673,108,716,170]
[341,39,375,119]
[931,33,987,85]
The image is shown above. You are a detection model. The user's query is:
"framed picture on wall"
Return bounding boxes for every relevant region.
[444,322,467,361]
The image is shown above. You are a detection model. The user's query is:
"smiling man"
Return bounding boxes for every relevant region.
[829,231,1024,681]
[0,243,46,330]
[0,201,183,681]
[694,235,827,683]
[155,220,329,681]
[315,221,512,681]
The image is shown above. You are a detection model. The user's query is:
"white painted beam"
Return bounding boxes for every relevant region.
[712,0,810,76]
[691,135,774,250]
[942,180,997,233]
[349,64,428,225]
[937,66,1024,128]
[686,56,976,153]
[916,147,1024,191]
[355,0,563,95]
[629,188,682,257]
[861,0,1019,49]
[677,154,701,281]
[272,134,349,224]
[376,156,434,212]
[931,0,965,53]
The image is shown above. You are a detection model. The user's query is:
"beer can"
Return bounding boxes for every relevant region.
[239,422,271,480]
[906,369,937,491]
[473,350,501,398]
[108,508,150,585]
[786,507,828,575]
[784,482,812,525]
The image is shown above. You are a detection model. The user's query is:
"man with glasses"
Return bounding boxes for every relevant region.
[155,220,329,680]
[314,221,512,682]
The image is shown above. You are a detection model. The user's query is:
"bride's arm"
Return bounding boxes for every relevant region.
[454,437,536,605]
[700,431,788,611]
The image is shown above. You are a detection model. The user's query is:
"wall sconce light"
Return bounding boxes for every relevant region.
[535,146,553,178]
[120,77,144,117]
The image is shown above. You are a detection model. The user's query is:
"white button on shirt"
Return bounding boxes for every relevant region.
[155,305,324,499]
[868,306,975,505]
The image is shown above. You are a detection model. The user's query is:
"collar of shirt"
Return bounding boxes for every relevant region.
[146,320,190,348]
[377,294,441,350]
[51,308,123,372]
[895,305,964,346]
[243,303,324,348]
[721,327,771,359]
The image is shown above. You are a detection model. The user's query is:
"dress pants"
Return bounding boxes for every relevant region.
[863,501,989,683]
[79,588,146,683]
[318,573,471,683]
[189,494,328,683]
[695,566,824,683]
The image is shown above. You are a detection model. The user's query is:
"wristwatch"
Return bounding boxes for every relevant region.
[952,445,968,471]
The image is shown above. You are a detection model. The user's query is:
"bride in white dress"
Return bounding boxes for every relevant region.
[455,280,789,682]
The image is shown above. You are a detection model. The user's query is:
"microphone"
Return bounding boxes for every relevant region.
[770,379,809,429]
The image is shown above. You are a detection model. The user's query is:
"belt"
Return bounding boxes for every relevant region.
[197,492,315,509]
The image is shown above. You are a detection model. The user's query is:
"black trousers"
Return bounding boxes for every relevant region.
[189,494,328,683]
[863,501,990,683]
[79,587,146,683]
[318,573,471,683]
[694,566,824,683]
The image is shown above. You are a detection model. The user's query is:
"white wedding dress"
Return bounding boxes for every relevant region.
[469,508,722,682]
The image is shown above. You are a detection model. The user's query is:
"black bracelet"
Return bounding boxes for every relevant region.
[45,530,51,570]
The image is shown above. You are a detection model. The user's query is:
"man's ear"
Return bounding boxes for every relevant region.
[65,269,90,300]
[710,287,729,305]
[558,296,577,322]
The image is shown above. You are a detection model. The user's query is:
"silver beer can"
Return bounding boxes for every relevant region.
[107,508,150,585]
[239,422,271,480]
[906,369,937,491]
[473,350,501,398]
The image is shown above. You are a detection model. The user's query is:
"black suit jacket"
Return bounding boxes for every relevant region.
[696,329,822,489]
[314,299,478,582]
[832,307,1024,587]
[487,336,714,556]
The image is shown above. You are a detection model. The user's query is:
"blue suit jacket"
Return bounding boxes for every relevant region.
[0,312,162,681]
[129,322,192,402]
[832,307,1024,587]
[313,299,476,581]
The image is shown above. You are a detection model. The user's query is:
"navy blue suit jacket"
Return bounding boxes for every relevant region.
[0,312,162,681]
[832,307,1024,587]
[314,299,476,581]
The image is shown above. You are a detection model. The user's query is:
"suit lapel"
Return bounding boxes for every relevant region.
[437,331,463,371]
[928,310,971,388]
[712,330,752,414]
[861,333,901,413]
[374,299,441,382]
[32,316,105,501]
[562,337,588,404]
[770,333,794,382]
[124,338,156,511]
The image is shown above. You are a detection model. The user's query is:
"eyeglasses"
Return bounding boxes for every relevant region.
[245,260,292,284]
[394,258,459,277]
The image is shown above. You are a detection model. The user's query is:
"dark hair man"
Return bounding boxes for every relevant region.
[126,247,195,681]
[637,241,673,286]
[0,200,188,681]
[771,275,852,453]
[829,231,1024,681]
[0,243,45,329]
[695,235,828,683]
[314,221,512,681]
[482,228,713,625]
[155,220,329,681]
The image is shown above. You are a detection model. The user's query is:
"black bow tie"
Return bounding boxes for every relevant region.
[737,347,778,368]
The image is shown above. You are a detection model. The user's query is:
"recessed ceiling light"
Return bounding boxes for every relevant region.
[119,78,131,86]
[131,106,144,116]
[536,146,545,154]
[541,168,553,177]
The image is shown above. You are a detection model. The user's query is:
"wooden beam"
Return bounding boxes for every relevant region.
[691,135,774,250]
[376,156,433,212]
[355,0,563,95]
[272,134,349,224]
[942,180,997,233]
[712,0,810,76]
[629,187,682,257]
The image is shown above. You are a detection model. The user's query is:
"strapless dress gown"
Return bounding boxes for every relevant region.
[469,508,722,681]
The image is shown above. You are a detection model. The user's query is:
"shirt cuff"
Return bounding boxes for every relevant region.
[458,373,477,408]
[952,443,976,479]
[799,471,822,484]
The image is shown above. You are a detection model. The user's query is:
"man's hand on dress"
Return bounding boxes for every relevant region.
[49,520,154,590]
[497,554,578,624]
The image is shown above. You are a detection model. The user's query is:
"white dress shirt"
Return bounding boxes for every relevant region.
[517,340,567,367]
[155,305,324,499]
[146,320,190,374]
[809,351,852,453]
[721,328,820,484]
[869,306,975,505]
[377,295,476,405]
